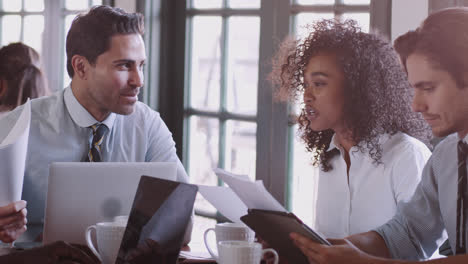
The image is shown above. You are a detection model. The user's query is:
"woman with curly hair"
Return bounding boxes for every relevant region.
[270,19,432,239]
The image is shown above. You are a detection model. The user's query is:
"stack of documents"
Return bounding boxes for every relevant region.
[197,168,286,223]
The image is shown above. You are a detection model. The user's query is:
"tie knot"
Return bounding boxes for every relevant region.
[85,124,107,162]
[90,124,107,145]
[458,140,468,157]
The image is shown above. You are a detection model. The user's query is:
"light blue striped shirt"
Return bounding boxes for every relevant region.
[375,133,468,260]
[0,87,189,241]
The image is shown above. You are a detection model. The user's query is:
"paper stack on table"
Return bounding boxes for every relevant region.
[197,168,286,223]
[0,100,31,206]
[179,250,214,263]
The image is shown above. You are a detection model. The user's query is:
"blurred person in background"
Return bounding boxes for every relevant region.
[0,42,48,243]
[0,42,49,114]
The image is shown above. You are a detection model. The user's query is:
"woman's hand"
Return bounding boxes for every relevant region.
[0,201,27,243]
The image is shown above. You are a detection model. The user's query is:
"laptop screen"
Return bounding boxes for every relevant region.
[43,162,177,245]
[115,176,197,264]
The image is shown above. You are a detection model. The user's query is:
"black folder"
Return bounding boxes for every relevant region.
[241,209,330,264]
[115,176,198,264]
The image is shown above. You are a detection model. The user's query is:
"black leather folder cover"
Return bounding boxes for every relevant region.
[115,176,198,264]
[241,209,330,264]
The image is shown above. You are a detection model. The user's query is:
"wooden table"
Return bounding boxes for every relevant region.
[0,242,216,263]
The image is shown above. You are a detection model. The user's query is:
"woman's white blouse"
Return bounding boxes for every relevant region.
[314,132,431,239]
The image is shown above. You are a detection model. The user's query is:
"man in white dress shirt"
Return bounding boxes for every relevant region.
[289,8,468,264]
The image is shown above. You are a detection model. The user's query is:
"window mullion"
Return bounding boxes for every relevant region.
[183,15,194,170]
[220,17,228,113]
[42,0,62,92]
[20,14,24,42]
[369,0,391,39]
[20,0,24,42]
[217,15,228,180]
[256,0,290,206]
[0,0,2,45]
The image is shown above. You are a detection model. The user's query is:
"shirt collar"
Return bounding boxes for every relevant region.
[325,133,392,159]
[461,134,468,144]
[64,86,116,130]
[326,133,340,152]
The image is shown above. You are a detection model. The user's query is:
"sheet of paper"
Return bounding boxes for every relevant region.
[179,241,214,263]
[198,185,248,223]
[213,168,287,212]
[179,250,214,262]
[0,100,31,206]
[212,168,250,181]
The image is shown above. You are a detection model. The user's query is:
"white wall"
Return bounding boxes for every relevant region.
[114,0,136,13]
[391,0,428,42]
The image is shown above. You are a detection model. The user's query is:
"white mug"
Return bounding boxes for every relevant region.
[85,221,126,264]
[217,241,279,264]
[113,215,129,225]
[204,222,255,259]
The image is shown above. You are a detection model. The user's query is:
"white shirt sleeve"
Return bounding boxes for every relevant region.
[390,142,431,203]
[375,155,447,260]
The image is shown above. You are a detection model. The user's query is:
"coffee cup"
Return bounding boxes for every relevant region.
[85,221,126,264]
[113,215,129,225]
[217,241,278,264]
[203,222,255,259]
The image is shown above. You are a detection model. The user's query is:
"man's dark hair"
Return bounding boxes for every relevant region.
[394,7,468,88]
[269,19,431,171]
[66,5,144,78]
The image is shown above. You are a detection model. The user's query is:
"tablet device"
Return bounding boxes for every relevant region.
[43,162,177,245]
[116,176,198,264]
[241,209,330,264]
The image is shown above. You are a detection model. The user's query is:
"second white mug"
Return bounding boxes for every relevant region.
[203,222,255,259]
[218,241,279,264]
[85,221,126,264]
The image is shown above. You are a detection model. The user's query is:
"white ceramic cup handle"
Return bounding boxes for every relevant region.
[262,248,279,264]
[203,228,218,260]
[85,225,102,262]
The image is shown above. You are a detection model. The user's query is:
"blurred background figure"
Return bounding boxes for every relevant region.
[0,42,48,243]
[0,42,49,115]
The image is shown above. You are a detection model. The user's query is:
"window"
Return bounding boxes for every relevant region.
[0,0,45,55]
[183,0,262,241]
[0,0,107,93]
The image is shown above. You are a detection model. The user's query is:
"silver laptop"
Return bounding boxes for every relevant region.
[43,162,177,245]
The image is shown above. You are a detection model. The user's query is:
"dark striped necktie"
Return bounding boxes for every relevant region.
[456,140,468,254]
[85,124,107,162]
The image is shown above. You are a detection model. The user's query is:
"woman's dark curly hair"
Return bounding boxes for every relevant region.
[269,19,431,171]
